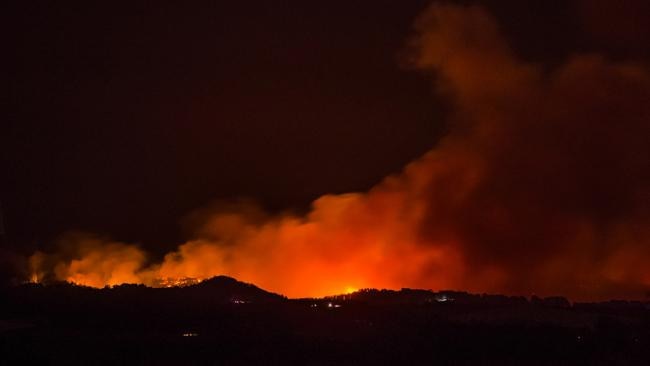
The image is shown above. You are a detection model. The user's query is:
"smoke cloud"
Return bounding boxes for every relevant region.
[30,3,650,300]
[29,232,149,287]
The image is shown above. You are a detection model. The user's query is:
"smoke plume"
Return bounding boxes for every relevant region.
[30,3,650,300]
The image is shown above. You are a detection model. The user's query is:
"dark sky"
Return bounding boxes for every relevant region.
[3,1,648,255]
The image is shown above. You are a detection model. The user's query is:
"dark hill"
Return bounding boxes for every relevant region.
[169,275,286,303]
[2,277,650,364]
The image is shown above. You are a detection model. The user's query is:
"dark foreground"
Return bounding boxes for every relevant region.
[1,277,649,365]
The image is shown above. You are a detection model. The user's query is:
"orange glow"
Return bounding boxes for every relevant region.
[27,3,650,301]
[344,286,358,294]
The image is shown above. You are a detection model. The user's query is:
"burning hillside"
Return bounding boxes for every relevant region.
[27,3,650,300]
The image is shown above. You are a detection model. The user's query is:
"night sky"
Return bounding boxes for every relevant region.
[5,1,441,253]
[3,1,650,298]
[3,1,636,251]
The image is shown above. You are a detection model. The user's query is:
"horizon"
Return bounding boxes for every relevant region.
[18,274,650,304]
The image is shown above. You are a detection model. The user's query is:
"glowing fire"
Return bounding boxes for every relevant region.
[26,4,650,301]
[344,286,358,294]
[152,277,204,288]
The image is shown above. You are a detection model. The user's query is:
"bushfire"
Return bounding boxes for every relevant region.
[27,4,650,300]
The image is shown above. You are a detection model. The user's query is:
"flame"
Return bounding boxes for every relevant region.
[27,4,650,301]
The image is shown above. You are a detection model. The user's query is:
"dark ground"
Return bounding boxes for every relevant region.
[1,277,649,365]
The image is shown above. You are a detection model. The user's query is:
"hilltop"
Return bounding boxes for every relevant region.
[1,276,649,365]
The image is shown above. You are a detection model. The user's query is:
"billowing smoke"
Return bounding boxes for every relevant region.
[29,232,149,288]
[30,3,650,300]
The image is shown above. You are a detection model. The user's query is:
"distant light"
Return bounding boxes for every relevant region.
[435,294,453,302]
[182,332,198,337]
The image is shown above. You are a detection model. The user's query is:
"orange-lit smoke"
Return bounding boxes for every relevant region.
[29,233,149,287]
[29,4,650,300]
